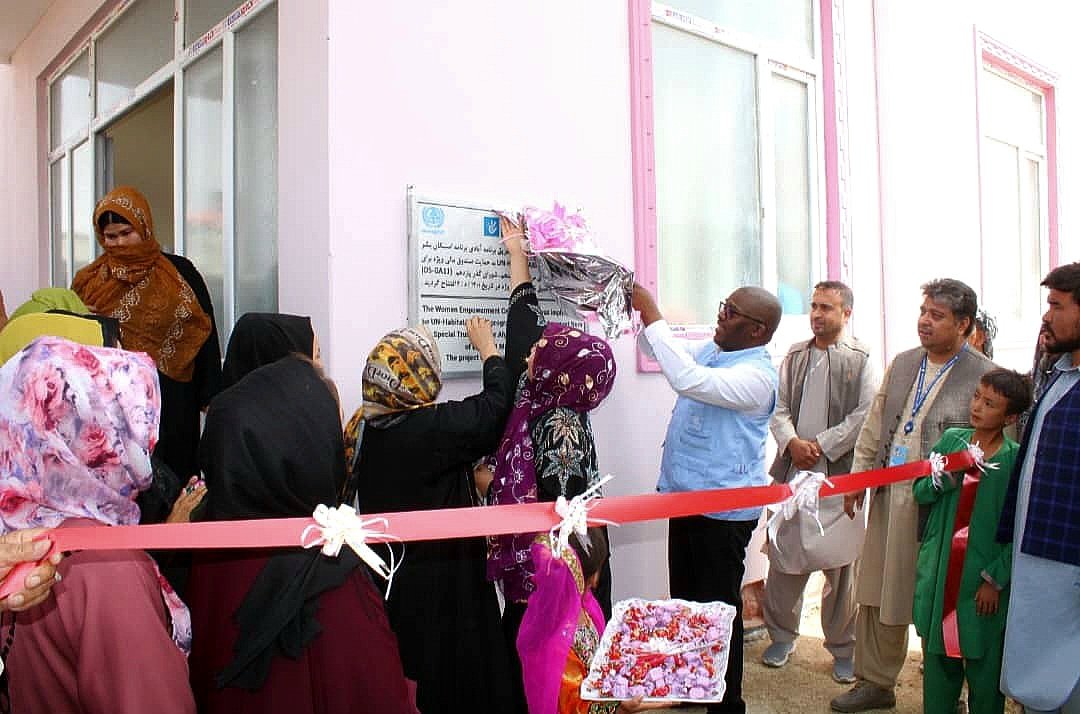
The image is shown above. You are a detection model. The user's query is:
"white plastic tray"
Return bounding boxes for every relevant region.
[581,597,736,704]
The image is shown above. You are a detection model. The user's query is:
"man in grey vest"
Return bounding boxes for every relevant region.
[762,281,878,685]
[831,279,993,712]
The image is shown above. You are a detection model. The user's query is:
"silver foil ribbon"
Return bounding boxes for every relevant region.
[533,251,634,340]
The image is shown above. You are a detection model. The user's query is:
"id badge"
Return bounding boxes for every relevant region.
[889,444,908,466]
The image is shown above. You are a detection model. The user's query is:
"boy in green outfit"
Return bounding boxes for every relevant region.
[912,368,1032,714]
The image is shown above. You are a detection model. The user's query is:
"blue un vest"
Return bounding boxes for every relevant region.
[658,344,777,521]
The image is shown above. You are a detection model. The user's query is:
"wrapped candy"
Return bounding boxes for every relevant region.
[502,204,634,340]
[581,598,736,703]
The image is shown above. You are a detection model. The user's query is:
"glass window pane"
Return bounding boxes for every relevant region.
[981,140,1023,323]
[665,0,814,57]
[50,50,90,150]
[234,6,278,316]
[95,0,174,117]
[185,0,239,46]
[1018,158,1042,317]
[773,74,812,315]
[50,160,70,285]
[72,142,96,272]
[103,86,176,252]
[653,22,760,325]
[183,46,224,347]
[981,70,1043,148]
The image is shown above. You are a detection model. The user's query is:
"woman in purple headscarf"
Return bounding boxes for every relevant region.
[487,323,616,598]
[487,219,619,713]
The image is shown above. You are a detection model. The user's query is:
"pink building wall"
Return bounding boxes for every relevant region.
[868,0,1075,370]
[322,1,686,598]
[0,0,106,311]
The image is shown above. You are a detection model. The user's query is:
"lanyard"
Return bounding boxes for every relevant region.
[903,346,965,434]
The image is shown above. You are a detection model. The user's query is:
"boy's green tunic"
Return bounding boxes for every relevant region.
[912,427,1016,658]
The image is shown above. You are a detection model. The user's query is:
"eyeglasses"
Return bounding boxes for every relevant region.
[719,299,767,328]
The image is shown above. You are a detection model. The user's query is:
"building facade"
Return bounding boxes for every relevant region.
[1,0,1074,598]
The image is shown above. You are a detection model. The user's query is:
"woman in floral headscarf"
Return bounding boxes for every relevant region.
[72,186,221,482]
[0,336,194,714]
[347,318,516,714]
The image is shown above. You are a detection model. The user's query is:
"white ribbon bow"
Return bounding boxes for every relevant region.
[549,474,618,560]
[928,442,998,491]
[301,504,402,597]
[964,440,1000,474]
[767,470,833,553]
[928,451,948,490]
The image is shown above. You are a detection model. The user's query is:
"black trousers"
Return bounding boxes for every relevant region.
[668,515,757,714]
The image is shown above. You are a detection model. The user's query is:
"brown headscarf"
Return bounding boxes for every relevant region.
[72,186,212,382]
[342,325,443,468]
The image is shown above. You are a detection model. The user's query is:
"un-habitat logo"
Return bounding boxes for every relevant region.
[421,206,445,229]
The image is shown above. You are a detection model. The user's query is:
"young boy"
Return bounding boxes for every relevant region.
[912,368,1033,714]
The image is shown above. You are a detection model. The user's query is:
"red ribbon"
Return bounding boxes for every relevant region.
[942,466,981,658]
[0,450,975,601]
[40,449,974,553]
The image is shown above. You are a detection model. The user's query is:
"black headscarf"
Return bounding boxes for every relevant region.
[220,313,315,389]
[199,355,357,690]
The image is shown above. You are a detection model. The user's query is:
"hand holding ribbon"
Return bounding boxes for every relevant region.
[928,441,996,491]
[928,451,948,490]
[767,470,833,553]
[963,440,1000,474]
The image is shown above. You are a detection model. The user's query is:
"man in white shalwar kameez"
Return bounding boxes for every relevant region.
[762,282,878,685]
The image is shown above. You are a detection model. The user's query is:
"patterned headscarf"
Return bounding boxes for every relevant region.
[71,186,212,382]
[517,534,606,714]
[343,325,442,467]
[486,324,615,601]
[0,336,190,652]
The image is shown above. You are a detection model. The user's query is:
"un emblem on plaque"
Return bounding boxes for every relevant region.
[422,206,445,229]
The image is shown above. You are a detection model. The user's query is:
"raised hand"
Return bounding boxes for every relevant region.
[466,317,499,361]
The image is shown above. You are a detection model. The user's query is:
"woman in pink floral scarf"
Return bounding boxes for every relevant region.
[0,336,194,714]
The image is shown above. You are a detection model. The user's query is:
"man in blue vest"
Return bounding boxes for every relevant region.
[997,263,1080,713]
[633,283,782,714]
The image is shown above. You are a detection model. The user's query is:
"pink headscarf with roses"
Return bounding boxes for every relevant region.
[0,336,191,653]
[487,324,616,602]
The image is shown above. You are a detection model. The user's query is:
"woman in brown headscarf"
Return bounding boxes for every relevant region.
[72,186,222,483]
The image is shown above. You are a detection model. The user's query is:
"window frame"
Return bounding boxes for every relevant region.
[45,0,276,339]
[973,29,1059,353]
[628,0,840,370]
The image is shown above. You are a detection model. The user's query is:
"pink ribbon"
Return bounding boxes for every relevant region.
[0,450,976,600]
